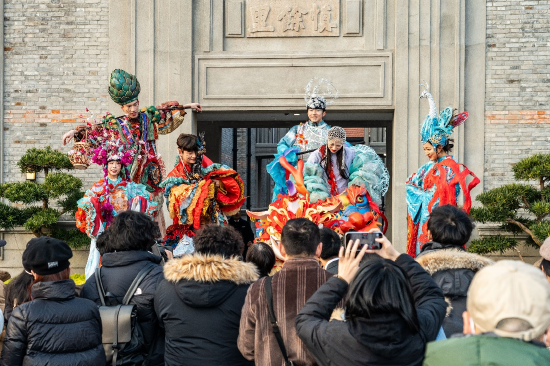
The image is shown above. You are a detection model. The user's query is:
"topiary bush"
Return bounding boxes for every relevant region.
[0,146,88,248]
[469,153,550,259]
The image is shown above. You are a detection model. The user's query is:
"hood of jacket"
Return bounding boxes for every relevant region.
[416,248,493,275]
[163,253,259,308]
[101,250,161,268]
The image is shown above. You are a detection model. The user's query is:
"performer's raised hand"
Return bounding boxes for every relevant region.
[62,129,76,145]
[187,103,202,112]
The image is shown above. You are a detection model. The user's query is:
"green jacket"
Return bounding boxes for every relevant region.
[423,335,550,366]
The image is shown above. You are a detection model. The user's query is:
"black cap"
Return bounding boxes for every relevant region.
[22,237,73,275]
[0,240,6,248]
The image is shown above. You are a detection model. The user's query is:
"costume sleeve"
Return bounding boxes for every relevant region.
[267,147,299,201]
[302,161,331,202]
[306,150,322,165]
[0,307,28,366]
[276,125,299,154]
[127,182,159,219]
[405,161,435,224]
[202,155,214,167]
[348,145,390,205]
[155,104,186,135]
[75,185,103,239]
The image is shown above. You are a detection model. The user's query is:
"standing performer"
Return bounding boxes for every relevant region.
[406,84,479,257]
[76,134,158,279]
[268,78,338,199]
[160,133,245,255]
[62,69,202,234]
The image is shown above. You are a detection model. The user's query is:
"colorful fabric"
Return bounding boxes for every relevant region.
[406,155,479,257]
[161,158,245,230]
[75,176,158,240]
[108,69,141,105]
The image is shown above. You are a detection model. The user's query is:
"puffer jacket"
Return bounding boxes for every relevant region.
[155,254,258,366]
[80,250,165,366]
[0,279,105,366]
[416,244,493,337]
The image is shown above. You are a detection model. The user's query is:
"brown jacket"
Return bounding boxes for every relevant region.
[238,258,333,366]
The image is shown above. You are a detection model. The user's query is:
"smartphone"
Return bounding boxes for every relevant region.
[344,231,383,250]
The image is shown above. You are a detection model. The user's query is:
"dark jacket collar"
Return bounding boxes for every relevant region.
[31,279,76,301]
[418,241,465,255]
[101,250,161,267]
[280,257,321,271]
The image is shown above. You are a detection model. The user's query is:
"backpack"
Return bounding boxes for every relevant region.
[94,262,156,366]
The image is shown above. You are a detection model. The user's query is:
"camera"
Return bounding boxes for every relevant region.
[344,231,383,250]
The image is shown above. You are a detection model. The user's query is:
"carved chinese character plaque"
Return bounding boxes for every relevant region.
[246,0,339,37]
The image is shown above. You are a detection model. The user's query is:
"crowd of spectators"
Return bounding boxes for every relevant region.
[1,205,550,365]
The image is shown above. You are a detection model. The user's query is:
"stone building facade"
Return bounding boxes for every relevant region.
[0,0,547,260]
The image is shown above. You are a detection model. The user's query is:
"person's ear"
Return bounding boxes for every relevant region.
[322,111,327,118]
[315,242,323,258]
[427,230,433,241]
[30,270,38,280]
[277,241,288,260]
[462,311,476,335]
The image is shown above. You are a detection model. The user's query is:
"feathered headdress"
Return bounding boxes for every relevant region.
[304,77,338,110]
[419,81,468,149]
[108,69,141,106]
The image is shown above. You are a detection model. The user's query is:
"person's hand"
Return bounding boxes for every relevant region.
[165,249,174,261]
[187,102,202,112]
[337,239,367,284]
[365,229,400,261]
[62,130,76,145]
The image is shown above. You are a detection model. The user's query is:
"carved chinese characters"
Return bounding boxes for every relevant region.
[247,0,339,37]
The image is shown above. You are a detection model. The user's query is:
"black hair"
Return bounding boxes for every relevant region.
[439,138,454,153]
[177,133,198,152]
[427,204,474,246]
[95,228,111,256]
[320,227,341,260]
[345,258,420,333]
[541,259,550,277]
[280,218,320,256]
[194,224,244,257]
[320,145,349,182]
[98,211,160,254]
[5,270,33,314]
[246,242,276,277]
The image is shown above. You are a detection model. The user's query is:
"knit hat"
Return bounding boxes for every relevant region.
[22,237,73,275]
[108,69,141,105]
[467,260,550,341]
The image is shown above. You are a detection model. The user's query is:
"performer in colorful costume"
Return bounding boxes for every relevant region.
[267,78,340,200]
[160,133,246,256]
[406,84,480,257]
[76,130,159,279]
[63,69,202,234]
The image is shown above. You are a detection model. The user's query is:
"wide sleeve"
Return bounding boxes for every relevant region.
[395,254,446,342]
[126,182,159,219]
[405,162,434,224]
[295,277,348,365]
[237,282,259,361]
[0,307,28,366]
[302,161,331,203]
[276,125,299,154]
[75,185,103,239]
[348,145,390,205]
[155,105,186,135]
[266,147,300,200]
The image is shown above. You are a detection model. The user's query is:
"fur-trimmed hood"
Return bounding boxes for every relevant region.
[164,253,259,284]
[163,253,259,309]
[416,248,494,276]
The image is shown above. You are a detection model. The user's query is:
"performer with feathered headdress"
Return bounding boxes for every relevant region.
[159,133,246,256]
[406,83,480,257]
[76,128,159,278]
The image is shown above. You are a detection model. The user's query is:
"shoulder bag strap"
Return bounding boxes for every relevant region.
[94,267,106,306]
[264,276,293,366]
[122,262,157,305]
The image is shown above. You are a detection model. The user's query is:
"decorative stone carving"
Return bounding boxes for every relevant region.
[246,0,339,37]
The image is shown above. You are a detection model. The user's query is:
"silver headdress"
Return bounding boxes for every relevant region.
[304,77,338,110]
[327,126,346,144]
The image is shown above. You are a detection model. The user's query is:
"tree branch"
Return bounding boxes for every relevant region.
[521,195,531,210]
[505,218,542,246]
[512,246,525,262]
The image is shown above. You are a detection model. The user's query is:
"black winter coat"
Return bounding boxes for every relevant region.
[0,279,105,366]
[154,253,259,366]
[416,244,494,337]
[80,250,165,366]
[295,255,447,366]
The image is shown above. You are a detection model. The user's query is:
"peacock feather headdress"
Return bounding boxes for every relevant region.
[419,81,468,149]
[108,69,141,106]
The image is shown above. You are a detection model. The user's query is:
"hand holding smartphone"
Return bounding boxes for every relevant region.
[344,231,383,251]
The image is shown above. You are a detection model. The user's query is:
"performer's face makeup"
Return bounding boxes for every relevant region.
[121,100,140,119]
[423,142,446,161]
[307,108,326,124]
[107,160,122,179]
[328,140,343,154]
[179,149,197,165]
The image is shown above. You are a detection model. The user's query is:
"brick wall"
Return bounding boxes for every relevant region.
[485,2,550,190]
[3,0,109,189]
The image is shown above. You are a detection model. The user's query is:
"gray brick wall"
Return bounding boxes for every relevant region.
[3,0,109,189]
[484,1,550,190]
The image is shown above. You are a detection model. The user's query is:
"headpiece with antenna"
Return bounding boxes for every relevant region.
[304,77,339,110]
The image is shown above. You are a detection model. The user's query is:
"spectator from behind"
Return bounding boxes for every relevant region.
[539,237,550,286]
[416,205,493,336]
[423,260,550,365]
[319,227,341,274]
[296,232,446,366]
[238,218,333,366]
[0,237,105,366]
[80,211,165,366]
[246,242,276,277]
[155,225,258,366]
[228,212,255,258]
